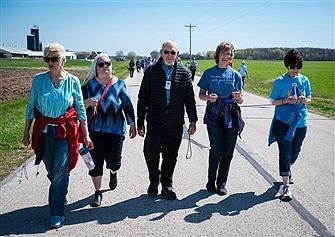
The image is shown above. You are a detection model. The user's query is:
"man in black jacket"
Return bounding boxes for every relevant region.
[137,40,198,200]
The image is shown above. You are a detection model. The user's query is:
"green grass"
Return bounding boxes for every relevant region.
[196,59,335,118]
[0,58,130,181]
[0,58,334,181]
[0,98,31,180]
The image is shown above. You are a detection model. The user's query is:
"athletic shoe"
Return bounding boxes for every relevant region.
[50,216,65,229]
[217,185,227,196]
[282,186,293,202]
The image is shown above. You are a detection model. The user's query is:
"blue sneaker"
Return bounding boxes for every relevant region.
[50,216,65,229]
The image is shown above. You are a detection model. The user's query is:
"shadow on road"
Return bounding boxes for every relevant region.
[184,182,281,223]
[0,183,280,235]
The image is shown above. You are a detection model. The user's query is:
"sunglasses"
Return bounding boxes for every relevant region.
[43,56,59,63]
[97,61,111,68]
[221,51,234,56]
[289,63,303,70]
[163,50,177,56]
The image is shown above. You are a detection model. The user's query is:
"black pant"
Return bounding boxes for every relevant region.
[191,69,196,81]
[143,122,183,188]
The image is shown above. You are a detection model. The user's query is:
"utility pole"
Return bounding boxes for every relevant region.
[184,24,196,62]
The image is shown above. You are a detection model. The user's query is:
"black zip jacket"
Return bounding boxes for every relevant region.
[137,57,198,128]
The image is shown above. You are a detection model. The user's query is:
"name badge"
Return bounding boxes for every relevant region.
[165,81,171,90]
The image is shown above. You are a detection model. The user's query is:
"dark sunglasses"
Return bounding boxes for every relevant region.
[43,56,59,63]
[97,61,111,68]
[289,63,303,70]
[163,50,177,56]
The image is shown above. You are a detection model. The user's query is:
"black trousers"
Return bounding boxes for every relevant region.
[143,122,183,188]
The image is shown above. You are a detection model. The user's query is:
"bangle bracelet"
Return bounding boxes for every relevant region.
[282,99,284,104]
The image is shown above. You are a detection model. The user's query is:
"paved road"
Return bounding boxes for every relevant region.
[1,70,334,236]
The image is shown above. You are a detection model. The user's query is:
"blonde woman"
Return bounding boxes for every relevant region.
[22,43,93,229]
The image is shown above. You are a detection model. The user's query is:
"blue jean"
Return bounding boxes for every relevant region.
[206,123,238,187]
[42,126,69,216]
[272,119,307,176]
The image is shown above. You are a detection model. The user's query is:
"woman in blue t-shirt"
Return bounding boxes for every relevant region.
[197,41,244,196]
[268,49,311,202]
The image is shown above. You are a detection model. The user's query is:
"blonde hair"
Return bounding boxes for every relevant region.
[82,53,112,85]
[44,43,66,60]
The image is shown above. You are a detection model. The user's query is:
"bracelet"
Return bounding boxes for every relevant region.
[282,99,285,104]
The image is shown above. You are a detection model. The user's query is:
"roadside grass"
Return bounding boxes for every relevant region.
[196,59,335,118]
[0,59,129,181]
[0,98,33,181]
[0,58,334,181]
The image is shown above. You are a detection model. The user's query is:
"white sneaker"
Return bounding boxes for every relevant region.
[282,185,293,202]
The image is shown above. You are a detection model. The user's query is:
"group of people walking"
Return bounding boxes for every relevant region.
[22,40,311,229]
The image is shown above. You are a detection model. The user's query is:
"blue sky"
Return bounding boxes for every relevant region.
[1,0,334,56]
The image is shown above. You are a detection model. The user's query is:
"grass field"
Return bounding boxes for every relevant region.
[0,58,334,181]
[195,59,335,117]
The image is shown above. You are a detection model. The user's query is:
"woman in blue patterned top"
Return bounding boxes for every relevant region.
[82,53,136,207]
[22,43,94,229]
[268,49,311,202]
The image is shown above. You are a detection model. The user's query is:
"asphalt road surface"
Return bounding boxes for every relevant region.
[1,70,334,236]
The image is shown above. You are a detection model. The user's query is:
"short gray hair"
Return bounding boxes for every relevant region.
[161,39,178,50]
[43,43,66,59]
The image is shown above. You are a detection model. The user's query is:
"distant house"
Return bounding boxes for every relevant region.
[0,45,77,59]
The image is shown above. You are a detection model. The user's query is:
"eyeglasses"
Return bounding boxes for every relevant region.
[97,61,111,68]
[163,50,177,56]
[289,63,303,70]
[43,56,59,63]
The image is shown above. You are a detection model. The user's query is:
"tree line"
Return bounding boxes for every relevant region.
[179,47,334,61]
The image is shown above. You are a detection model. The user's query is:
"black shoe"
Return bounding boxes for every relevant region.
[147,182,159,197]
[206,182,216,193]
[289,175,294,185]
[161,187,177,200]
[109,171,117,190]
[90,191,102,207]
[217,185,227,196]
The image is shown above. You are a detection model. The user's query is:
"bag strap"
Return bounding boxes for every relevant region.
[88,76,113,124]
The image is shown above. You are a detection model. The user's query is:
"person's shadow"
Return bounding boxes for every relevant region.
[0,183,280,235]
[184,182,281,223]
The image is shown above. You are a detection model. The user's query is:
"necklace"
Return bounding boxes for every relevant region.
[50,71,66,87]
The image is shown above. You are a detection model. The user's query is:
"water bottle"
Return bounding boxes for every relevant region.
[79,147,95,170]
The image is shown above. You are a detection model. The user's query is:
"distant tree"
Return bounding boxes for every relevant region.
[116,51,124,57]
[150,50,160,61]
[271,48,285,60]
[206,51,215,59]
[127,51,137,60]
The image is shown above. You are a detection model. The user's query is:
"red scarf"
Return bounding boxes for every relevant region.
[32,107,83,172]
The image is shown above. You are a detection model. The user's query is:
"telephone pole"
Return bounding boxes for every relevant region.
[184,24,196,62]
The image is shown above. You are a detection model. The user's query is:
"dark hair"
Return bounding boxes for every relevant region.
[284,49,303,68]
